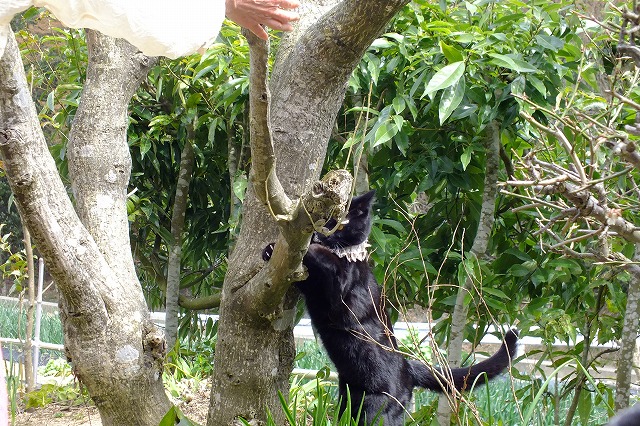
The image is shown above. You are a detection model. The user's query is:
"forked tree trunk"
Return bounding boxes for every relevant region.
[207,1,410,424]
[0,29,170,426]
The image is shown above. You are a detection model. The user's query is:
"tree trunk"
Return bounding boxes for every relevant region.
[437,121,502,424]
[615,256,640,411]
[165,133,196,351]
[23,225,35,392]
[0,29,170,425]
[207,1,410,424]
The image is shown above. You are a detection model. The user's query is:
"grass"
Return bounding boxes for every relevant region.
[0,305,618,425]
[293,339,613,425]
[0,301,63,345]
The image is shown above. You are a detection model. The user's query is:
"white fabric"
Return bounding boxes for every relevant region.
[1,0,225,59]
[331,241,371,262]
[0,0,32,57]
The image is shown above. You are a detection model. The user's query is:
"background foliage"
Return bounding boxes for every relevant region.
[4,0,638,424]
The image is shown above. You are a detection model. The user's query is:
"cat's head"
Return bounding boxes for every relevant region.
[313,190,375,249]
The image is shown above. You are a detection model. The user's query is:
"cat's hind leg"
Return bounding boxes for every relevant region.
[360,393,406,426]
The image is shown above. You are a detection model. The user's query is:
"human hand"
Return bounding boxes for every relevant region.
[225,0,300,40]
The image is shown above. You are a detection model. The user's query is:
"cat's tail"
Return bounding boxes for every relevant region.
[409,329,518,392]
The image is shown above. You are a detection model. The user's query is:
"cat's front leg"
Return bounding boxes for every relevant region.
[262,242,338,274]
[304,243,341,275]
[262,243,275,261]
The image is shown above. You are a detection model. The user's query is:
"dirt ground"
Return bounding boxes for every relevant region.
[12,382,211,426]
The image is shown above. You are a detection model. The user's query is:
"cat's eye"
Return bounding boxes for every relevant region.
[338,219,349,231]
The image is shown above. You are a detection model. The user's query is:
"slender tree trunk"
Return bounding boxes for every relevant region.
[23,225,35,392]
[228,116,243,252]
[165,133,196,351]
[437,121,502,424]
[207,2,410,424]
[354,150,370,195]
[1,29,170,425]
[615,255,640,411]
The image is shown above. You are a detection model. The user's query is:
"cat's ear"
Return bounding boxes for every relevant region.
[351,190,375,211]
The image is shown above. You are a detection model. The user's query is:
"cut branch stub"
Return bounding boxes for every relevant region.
[303,169,353,227]
[240,169,353,318]
[278,169,354,244]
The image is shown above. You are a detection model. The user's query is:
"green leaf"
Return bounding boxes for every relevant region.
[21,6,41,20]
[366,54,381,85]
[481,287,509,299]
[535,34,564,51]
[395,131,409,156]
[376,219,406,234]
[488,53,538,73]
[372,122,398,148]
[370,226,387,252]
[527,75,547,97]
[392,115,404,132]
[139,138,151,158]
[341,135,361,151]
[46,90,55,112]
[193,62,217,81]
[438,76,465,124]
[460,143,472,171]
[392,96,406,114]
[578,387,592,426]
[423,61,465,99]
[439,40,464,63]
[370,37,395,49]
[186,93,202,109]
[232,173,248,202]
[159,406,199,426]
[510,75,526,97]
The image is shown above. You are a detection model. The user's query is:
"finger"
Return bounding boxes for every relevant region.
[269,8,300,22]
[274,0,300,10]
[259,8,299,25]
[261,17,295,32]
[247,23,269,40]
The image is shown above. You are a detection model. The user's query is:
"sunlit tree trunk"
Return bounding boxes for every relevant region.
[1,29,169,425]
[207,1,410,424]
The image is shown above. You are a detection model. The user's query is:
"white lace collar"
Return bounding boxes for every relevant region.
[331,241,371,262]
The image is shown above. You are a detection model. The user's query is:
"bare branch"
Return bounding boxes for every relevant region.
[520,110,588,184]
[239,29,355,317]
[242,29,294,219]
[613,139,640,168]
[536,180,640,243]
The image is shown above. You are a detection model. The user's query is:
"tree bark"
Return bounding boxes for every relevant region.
[207,1,409,424]
[615,257,640,411]
[0,29,170,425]
[437,121,502,424]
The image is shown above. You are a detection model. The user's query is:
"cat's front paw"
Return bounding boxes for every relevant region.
[262,243,275,261]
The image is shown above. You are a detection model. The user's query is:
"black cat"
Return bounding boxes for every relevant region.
[607,405,640,426]
[263,190,518,426]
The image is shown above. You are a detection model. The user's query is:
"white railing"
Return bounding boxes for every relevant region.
[2,292,623,384]
[0,258,64,383]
